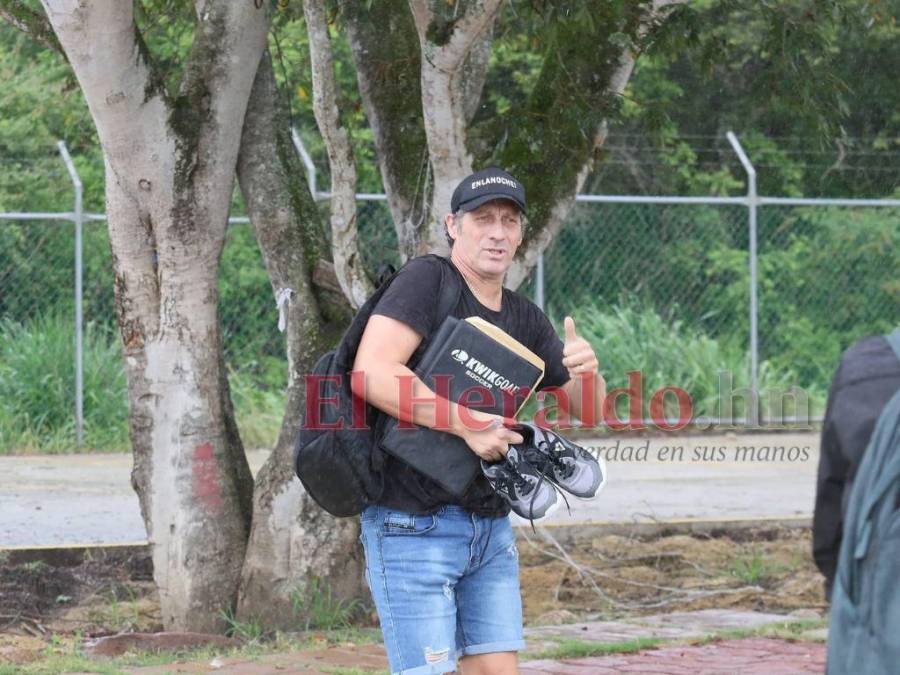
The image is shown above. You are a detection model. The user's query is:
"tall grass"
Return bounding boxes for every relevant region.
[229,367,284,450]
[0,314,285,454]
[0,314,129,452]
[535,302,825,422]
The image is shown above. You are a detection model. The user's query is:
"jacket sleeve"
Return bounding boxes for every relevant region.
[812,369,848,600]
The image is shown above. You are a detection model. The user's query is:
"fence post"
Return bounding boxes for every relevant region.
[726,131,760,426]
[290,127,320,200]
[57,141,84,447]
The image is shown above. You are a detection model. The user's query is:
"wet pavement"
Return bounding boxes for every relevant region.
[0,432,819,547]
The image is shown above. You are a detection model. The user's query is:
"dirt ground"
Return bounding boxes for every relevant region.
[517,526,826,624]
[0,526,826,667]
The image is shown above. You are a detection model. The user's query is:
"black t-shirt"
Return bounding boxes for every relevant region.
[370,255,570,516]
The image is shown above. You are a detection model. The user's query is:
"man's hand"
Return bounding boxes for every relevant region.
[562,316,598,380]
[455,409,524,463]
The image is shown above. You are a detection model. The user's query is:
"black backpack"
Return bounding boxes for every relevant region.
[293,254,462,517]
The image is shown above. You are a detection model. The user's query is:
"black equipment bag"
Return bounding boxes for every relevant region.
[293,254,462,516]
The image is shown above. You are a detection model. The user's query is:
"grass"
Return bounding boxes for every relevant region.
[555,302,825,422]
[0,314,285,454]
[87,587,144,633]
[290,576,367,631]
[228,365,285,450]
[1,299,829,453]
[525,635,666,660]
[690,618,828,645]
[521,617,828,662]
[3,617,827,674]
[0,627,384,675]
[220,608,267,643]
[0,314,128,453]
[728,547,784,586]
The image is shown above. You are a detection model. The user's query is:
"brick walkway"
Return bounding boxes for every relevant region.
[123,637,826,674]
[520,638,826,674]
[120,610,828,674]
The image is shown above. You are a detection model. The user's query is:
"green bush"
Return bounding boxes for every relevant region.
[536,300,824,422]
[228,366,285,451]
[539,202,898,401]
[218,223,283,376]
[755,206,900,387]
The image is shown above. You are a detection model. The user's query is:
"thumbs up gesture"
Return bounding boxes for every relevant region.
[562,316,599,380]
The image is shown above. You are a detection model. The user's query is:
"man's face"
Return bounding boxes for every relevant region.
[447,199,523,277]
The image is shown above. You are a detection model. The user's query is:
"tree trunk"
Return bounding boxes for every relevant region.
[39,0,270,632]
[234,51,365,629]
[409,0,504,254]
[304,0,372,309]
[343,2,429,261]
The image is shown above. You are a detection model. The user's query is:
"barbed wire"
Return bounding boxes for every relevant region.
[609,133,900,142]
[604,145,900,157]
[597,158,900,172]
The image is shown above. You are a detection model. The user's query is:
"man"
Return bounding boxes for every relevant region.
[352,167,606,675]
[813,332,900,600]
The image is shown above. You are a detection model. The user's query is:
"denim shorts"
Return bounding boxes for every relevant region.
[359,504,525,675]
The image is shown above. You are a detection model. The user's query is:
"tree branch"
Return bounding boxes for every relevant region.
[409,0,504,253]
[303,0,372,309]
[234,50,364,627]
[0,0,63,54]
[171,1,270,219]
[39,1,173,191]
[460,25,493,124]
[503,0,687,290]
[409,0,503,72]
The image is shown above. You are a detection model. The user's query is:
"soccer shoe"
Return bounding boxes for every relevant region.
[481,446,559,521]
[513,423,606,499]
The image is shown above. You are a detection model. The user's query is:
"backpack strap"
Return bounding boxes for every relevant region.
[434,255,463,323]
[405,255,462,369]
[886,327,900,363]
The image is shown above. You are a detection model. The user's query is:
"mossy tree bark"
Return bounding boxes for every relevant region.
[303,0,372,309]
[338,0,684,283]
[233,49,364,629]
[342,2,429,261]
[34,0,270,632]
[497,0,687,289]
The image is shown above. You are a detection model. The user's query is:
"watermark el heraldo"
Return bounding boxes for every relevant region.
[586,439,812,463]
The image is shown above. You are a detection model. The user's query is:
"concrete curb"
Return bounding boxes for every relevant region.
[516,515,811,545]
[0,516,811,559]
[0,540,149,564]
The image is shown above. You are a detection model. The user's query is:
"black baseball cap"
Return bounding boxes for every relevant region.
[450,167,526,214]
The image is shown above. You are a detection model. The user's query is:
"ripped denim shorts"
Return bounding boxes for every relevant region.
[359,504,524,675]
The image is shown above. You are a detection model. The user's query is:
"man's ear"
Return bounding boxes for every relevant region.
[513,218,524,247]
[445,213,458,242]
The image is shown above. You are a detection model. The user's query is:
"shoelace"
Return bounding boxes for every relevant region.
[526,441,576,481]
[517,462,570,532]
[487,452,571,531]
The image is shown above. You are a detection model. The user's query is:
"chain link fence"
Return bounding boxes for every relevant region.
[527,200,899,424]
[756,204,900,390]
[2,145,899,450]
